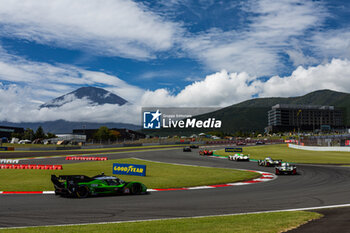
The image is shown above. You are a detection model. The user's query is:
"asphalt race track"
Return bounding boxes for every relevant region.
[0,146,350,231]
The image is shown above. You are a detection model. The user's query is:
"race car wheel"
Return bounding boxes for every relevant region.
[76,186,89,198]
[123,187,130,194]
[292,169,297,175]
[275,169,279,175]
[131,183,142,195]
[266,162,270,166]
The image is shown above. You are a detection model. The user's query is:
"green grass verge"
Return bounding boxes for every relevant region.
[0,211,322,233]
[215,144,350,164]
[0,158,260,191]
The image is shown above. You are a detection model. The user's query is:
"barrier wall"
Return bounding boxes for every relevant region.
[288,143,350,152]
[0,147,14,151]
[66,156,107,161]
[0,164,63,170]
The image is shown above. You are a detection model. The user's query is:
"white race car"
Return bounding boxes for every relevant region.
[228,153,250,161]
[258,157,282,167]
[275,163,297,175]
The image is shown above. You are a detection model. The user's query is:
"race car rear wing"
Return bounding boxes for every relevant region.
[51,175,93,186]
[51,175,65,188]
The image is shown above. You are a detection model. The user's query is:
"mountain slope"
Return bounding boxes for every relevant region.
[234,89,350,107]
[40,86,127,108]
[196,89,350,133]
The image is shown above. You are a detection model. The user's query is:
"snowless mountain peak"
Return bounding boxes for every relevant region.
[40,86,128,108]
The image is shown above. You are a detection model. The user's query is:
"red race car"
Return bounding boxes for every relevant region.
[199,149,213,156]
[236,141,246,146]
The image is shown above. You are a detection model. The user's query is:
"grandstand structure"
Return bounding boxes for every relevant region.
[267,104,344,133]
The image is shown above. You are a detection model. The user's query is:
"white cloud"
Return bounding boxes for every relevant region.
[1,58,350,124]
[141,59,350,108]
[184,76,203,82]
[247,0,325,38]
[0,0,180,59]
[0,0,349,126]
[286,49,319,66]
[311,29,350,60]
[0,86,141,124]
[182,0,326,76]
[255,58,350,97]
[141,70,257,107]
[0,46,144,103]
[0,46,144,124]
[0,0,340,78]
[138,70,180,80]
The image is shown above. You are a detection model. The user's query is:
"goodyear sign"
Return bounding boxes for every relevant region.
[225,147,243,152]
[113,163,146,177]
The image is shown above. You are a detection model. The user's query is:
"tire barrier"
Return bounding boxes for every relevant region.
[0,164,63,170]
[65,156,108,161]
[0,159,19,164]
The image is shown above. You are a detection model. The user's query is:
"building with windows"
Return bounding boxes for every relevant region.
[0,126,24,139]
[266,104,344,132]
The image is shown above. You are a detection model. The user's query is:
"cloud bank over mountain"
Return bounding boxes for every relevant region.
[1,54,350,124]
[0,0,350,124]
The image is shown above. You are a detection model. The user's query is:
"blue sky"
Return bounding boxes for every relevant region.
[0,0,350,123]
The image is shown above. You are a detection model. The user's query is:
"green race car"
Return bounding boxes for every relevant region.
[51,173,148,198]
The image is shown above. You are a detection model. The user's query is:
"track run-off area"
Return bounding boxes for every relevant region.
[0,144,350,231]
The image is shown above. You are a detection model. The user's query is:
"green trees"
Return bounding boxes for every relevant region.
[23,128,35,140]
[94,126,120,142]
[109,130,121,141]
[46,132,57,139]
[10,132,23,140]
[11,127,56,142]
[94,126,110,141]
[34,126,45,139]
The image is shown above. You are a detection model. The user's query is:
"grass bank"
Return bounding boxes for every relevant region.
[0,158,260,191]
[0,211,322,233]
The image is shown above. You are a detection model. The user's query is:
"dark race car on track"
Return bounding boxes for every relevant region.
[199,149,213,156]
[275,163,297,175]
[228,153,250,161]
[258,157,282,167]
[183,147,192,152]
[51,173,147,198]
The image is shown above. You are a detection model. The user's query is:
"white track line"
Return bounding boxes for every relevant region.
[1,203,350,230]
